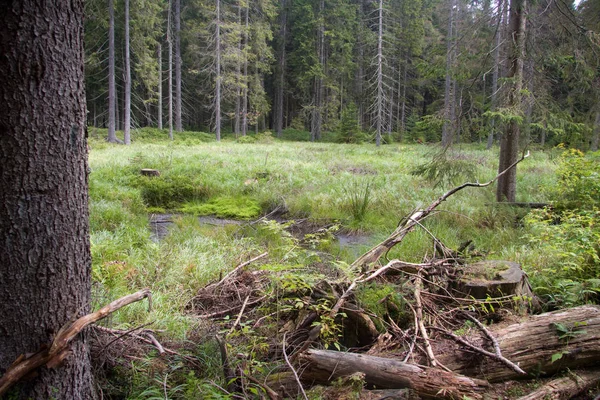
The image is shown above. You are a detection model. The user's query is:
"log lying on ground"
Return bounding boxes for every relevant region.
[516,369,600,400]
[437,305,600,382]
[297,349,488,399]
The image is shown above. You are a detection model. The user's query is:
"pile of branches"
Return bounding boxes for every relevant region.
[190,152,600,399]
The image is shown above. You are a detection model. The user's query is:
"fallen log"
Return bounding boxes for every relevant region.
[297,349,488,399]
[515,369,600,400]
[436,305,600,382]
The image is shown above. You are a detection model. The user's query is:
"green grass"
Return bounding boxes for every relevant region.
[88,128,568,398]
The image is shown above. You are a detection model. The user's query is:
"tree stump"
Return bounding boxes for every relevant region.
[454,261,536,302]
[140,168,160,177]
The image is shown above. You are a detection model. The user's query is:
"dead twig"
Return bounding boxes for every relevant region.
[230,294,251,333]
[211,252,268,289]
[431,326,526,375]
[0,289,152,396]
[462,313,526,375]
[283,333,309,400]
[199,295,268,319]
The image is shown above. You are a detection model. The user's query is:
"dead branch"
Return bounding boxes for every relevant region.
[283,333,308,400]
[351,151,530,272]
[463,313,526,375]
[93,325,180,357]
[199,295,268,319]
[210,252,268,289]
[414,273,440,369]
[0,289,152,396]
[230,294,251,333]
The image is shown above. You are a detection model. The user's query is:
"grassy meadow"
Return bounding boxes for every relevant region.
[87,128,599,398]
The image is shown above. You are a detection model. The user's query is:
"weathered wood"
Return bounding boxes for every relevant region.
[437,305,600,382]
[516,369,600,400]
[298,349,488,399]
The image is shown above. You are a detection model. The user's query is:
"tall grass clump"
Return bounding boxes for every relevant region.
[343,180,372,223]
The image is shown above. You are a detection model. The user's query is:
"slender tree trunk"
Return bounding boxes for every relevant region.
[375,0,384,147]
[311,0,325,142]
[175,0,182,132]
[487,0,504,149]
[274,0,287,138]
[215,0,222,141]
[158,43,163,130]
[241,4,249,136]
[0,1,93,398]
[234,1,242,137]
[496,0,527,203]
[124,0,131,145]
[591,110,600,152]
[442,0,456,147]
[108,0,117,143]
[168,0,174,140]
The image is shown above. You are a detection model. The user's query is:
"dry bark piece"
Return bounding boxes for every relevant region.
[298,349,488,399]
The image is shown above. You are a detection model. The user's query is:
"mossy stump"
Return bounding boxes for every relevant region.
[453,260,536,303]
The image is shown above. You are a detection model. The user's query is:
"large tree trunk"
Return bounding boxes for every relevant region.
[0,1,93,398]
[437,305,600,382]
[241,4,249,136]
[516,369,600,400]
[310,0,325,142]
[168,0,174,140]
[124,0,132,145]
[174,0,182,132]
[108,0,118,143]
[297,349,488,399]
[496,0,527,202]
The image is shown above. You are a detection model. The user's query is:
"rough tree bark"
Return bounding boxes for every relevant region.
[124,0,132,145]
[108,0,118,143]
[496,0,527,202]
[310,0,325,142]
[0,1,93,398]
[241,4,249,136]
[167,0,174,140]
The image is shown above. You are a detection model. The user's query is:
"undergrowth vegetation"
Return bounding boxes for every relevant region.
[87,127,598,398]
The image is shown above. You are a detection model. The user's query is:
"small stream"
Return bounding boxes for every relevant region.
[149,213,375,254]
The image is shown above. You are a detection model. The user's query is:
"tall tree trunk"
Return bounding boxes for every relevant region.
[442,0,456,148]
[496,0,527,202]
[158,43,163,130]
[274,0,287,138]
[215,0,222,141]
[311,0,325,142]
[592,110,600,152]
[375,0,384,147]
[241,4,249,136]
[0,1,93,398]
[108,0,118,143]
[487,0,504,149]
[234,1,242,137]
[174,0,182,132]
[124,0,132,145]
[167,0,174,140]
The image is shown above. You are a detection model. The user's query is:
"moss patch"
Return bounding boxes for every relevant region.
[178,196,261,219]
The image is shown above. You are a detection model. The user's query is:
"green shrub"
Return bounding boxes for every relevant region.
[547,148,600,210]
[137,174,209,209]
[178,196,261,219]
[411,150,478,187]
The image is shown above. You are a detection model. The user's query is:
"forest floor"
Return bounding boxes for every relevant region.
[85,128,599,399]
